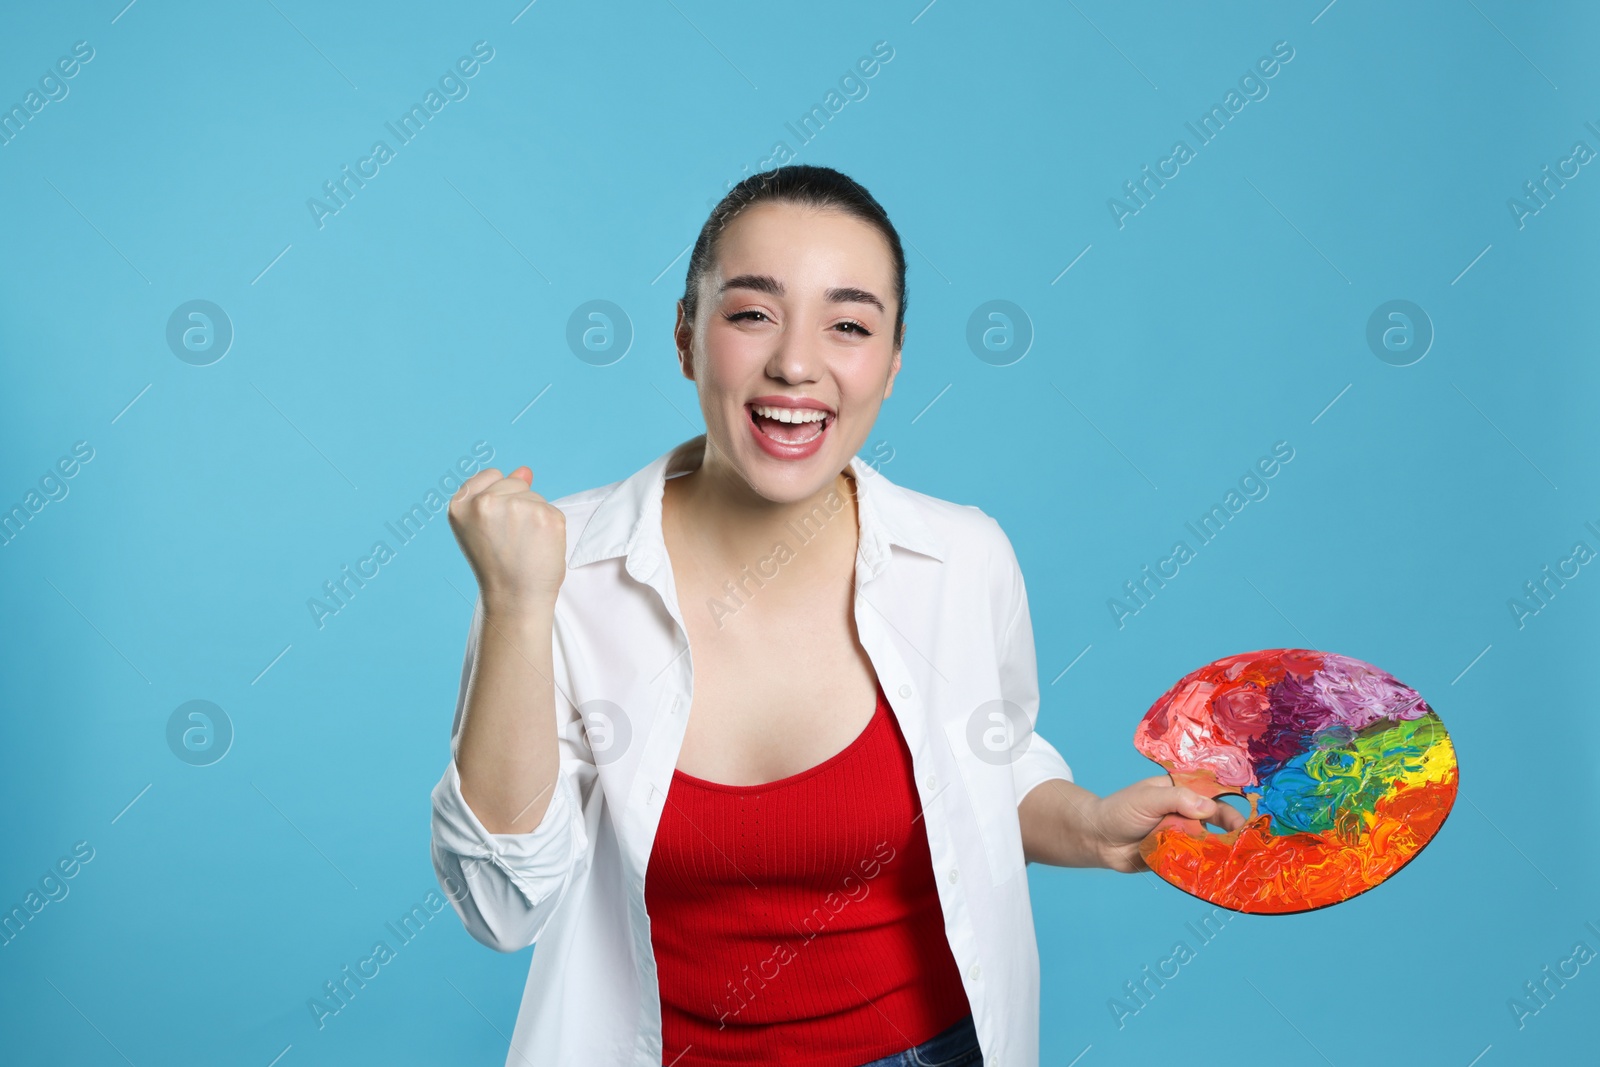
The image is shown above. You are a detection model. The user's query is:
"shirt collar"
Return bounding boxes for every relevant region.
[567,434,946,581]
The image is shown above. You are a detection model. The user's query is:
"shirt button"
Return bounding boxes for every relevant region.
[898,684,913,699]
[968,963,981,981]
[925,773,938,791]
[948,867,959,883]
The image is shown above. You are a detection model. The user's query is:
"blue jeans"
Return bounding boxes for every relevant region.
[852,1014,983,1067]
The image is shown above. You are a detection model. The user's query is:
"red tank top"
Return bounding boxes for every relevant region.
[644,678,971,1066]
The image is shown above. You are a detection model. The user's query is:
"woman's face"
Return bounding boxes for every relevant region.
[675,200,902,504]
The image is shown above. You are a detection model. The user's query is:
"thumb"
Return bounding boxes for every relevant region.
[509,466,533,486]
[1179,789,1222,821]
[1149,785,1217,823]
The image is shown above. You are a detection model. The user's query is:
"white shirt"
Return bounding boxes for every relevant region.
[430,434,1075,1066]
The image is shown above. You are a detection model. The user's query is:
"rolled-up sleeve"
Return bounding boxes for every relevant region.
[988,517,1075,803]
[430,597,596,953]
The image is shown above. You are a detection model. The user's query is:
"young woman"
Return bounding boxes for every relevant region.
[431,165,1242,1067]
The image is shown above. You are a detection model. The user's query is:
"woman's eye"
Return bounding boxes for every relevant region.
[725,311,868,335]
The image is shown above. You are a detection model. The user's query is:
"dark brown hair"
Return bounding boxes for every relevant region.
[680,164,907,349]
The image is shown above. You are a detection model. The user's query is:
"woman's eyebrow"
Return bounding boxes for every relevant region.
[827,286,885,312]
[719,274,885,313]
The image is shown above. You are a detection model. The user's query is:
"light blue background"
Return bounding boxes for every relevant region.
[2,1,1595,1064]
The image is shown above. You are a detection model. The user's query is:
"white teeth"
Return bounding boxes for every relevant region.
[751,404,828,424]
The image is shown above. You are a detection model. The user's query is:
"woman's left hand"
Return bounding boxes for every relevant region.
[1086,775,1248,872]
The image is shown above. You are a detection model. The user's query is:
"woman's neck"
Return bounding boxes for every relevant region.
[663,443,860,581]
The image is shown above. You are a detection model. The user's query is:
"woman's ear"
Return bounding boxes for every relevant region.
[883,325,904,399]
[673,301,696,381]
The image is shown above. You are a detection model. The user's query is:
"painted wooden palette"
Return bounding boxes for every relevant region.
[1133,648,1458,915]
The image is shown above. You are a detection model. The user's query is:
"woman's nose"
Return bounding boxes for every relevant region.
[764,331,824,383]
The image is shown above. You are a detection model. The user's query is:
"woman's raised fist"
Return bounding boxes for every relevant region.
[447,465,567,616]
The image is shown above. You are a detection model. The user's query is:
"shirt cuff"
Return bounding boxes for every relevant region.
[1012,729,1074,805]
[430,756,585,907]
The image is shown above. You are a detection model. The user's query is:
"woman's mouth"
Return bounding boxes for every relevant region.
[746,401,833,459]
[750,403,828,442]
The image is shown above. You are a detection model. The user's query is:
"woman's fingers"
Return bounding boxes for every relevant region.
[1102,777,1256,848]
[477,467,544,502]
[1143,782,1251,835]
[453,466,505,503]
[445,461,567,611]
[453,466,535,504]
[1152,813,1203,836]
[1203,798,1249,833]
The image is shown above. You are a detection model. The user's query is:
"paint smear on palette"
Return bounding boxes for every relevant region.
[1133,648,1458,915]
